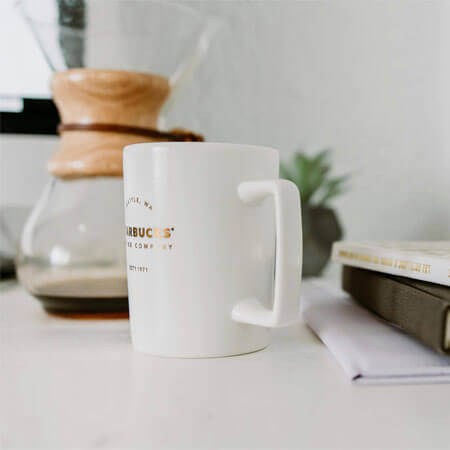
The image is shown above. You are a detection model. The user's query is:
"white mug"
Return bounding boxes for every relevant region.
[123,142,302,358]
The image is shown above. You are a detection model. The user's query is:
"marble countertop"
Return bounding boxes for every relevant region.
[1,281,449,450]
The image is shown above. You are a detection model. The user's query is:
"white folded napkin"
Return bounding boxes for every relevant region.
[300,280,450,385]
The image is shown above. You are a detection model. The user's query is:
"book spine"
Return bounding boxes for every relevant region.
[332,244,450,287]
[342,267,449,355]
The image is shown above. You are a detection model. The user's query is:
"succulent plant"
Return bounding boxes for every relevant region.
[280,149,349,277]
[279,149,348,207]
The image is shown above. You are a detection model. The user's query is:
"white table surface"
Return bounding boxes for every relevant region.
[1,280,449,450]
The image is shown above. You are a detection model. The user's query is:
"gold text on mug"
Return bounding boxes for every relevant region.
[126,226,175,239]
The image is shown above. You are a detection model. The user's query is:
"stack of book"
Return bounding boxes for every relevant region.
[332,241,450,355]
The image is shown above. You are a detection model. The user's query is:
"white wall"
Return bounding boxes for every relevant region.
[168,0,449,240]
[1,0,449,240]
[0,0,52,99]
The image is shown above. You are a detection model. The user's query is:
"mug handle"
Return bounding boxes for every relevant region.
[232,179,302,328]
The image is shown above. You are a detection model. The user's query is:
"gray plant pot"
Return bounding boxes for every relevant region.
[301,205,343,277]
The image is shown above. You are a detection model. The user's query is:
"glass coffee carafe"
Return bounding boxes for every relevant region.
[16,0,219,316]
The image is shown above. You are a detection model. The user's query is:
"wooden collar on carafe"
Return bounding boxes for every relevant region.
[49,124,204,178]
[58,123,204,142]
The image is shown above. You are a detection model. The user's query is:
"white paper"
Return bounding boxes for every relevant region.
[300,280,450,385]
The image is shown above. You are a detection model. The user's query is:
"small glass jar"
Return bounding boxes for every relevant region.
[15,0,219,316]
[17,177,128,315]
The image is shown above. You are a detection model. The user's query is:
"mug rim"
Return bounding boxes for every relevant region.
[124,142,279,157]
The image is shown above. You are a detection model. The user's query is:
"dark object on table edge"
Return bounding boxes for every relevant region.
[1,99,59,135]
[0,254,16,279]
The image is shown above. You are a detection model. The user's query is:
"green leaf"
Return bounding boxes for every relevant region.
[294,154,314,202]
[280,149,350,206]
[317,175,350,205]
[305,163,330,201]
[311,148,331,169]
[279,162,295,182]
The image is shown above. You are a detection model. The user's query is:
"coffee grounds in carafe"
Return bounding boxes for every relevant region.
[27,269,128,317]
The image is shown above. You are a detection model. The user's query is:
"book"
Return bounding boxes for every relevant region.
[342,266,450,355]
[332,241,450,287]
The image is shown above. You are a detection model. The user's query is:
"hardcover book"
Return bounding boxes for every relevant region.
[332,241,450,287]
[342,266,450,355]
